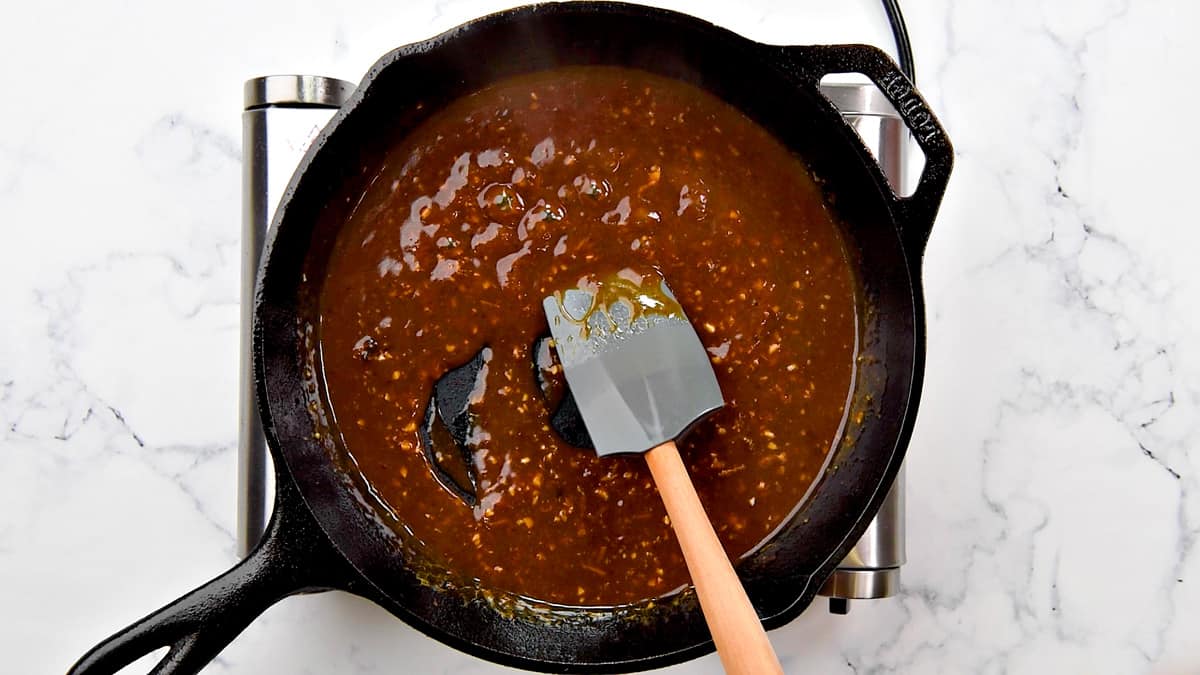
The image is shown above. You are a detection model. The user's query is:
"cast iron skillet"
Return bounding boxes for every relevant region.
[71,3,952,673]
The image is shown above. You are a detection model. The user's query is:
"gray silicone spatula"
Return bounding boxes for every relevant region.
[542,269,783,675]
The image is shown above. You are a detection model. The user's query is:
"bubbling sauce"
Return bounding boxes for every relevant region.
[316,66,858,606]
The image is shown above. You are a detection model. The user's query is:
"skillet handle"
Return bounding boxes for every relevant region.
[68,475,356,675]
[782,44,954,262]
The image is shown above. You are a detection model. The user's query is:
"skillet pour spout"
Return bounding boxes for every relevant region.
[70,3,952,673]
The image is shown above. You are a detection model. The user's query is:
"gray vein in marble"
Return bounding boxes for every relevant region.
[136,113,240,165]
[885,1,1197,672]
[0,140,50,197]
[2,246,239,545]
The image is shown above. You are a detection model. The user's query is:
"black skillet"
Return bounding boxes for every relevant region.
[70,3,952,673]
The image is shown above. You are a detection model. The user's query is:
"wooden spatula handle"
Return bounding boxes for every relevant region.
[645,441,784,675]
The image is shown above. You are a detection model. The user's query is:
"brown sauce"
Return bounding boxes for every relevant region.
[315,66,858,607]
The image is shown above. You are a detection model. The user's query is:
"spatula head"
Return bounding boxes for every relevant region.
[542,269,724,457]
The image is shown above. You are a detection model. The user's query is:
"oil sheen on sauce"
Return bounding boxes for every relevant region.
[316,66,858,607]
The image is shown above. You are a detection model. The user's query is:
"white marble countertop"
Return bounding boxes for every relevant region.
[3,0,1198,672]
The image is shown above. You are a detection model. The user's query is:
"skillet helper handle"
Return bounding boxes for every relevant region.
[784,44,954,260]
[69,478,349,675]
[645,441,784,675]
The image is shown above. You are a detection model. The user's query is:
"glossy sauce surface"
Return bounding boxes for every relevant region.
[317,66,858,606]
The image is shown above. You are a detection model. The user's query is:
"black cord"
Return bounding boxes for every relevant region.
[880,0,915,82]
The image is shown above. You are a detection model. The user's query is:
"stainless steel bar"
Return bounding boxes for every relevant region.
[817,82,908,611]
[239,75,353,556]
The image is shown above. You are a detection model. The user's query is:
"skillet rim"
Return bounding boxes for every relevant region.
[253,2,940,671]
